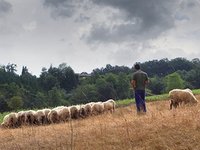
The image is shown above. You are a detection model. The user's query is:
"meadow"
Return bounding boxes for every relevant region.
[0,94,200,150]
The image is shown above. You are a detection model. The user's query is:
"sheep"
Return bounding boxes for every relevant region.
[25,110,36,125]
[47,109,59,124]
[42,108,51,124]
[103,99,116,113]
[69,105,80,119]
[79,104,92,118]
[34,110,46,125]
[169,88,198,109]
[16,111,26,126]
[91,102,104,115]
[1,112,18,128]
[56,106,71,122]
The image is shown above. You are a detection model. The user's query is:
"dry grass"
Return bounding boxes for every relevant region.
[1,95,200,150]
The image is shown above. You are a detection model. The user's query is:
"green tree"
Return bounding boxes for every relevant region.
[70,84,99,104]
[0,93,9,112]
[7,96,23,110]
[96,78,116,101]
[58,63,78,92]
[31,92,48,108]
[20,66,39,91]
[47,87,65,107]
[148,76,165,94]
[115,73,130,99]
[165,72,185,92]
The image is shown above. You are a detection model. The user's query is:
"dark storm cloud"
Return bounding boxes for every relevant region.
[43,0,80,18]
[85,0,178,43]
[75,13,90,22]
[0,0,12,16]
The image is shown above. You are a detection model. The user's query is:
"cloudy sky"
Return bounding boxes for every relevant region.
[0,0,200,76]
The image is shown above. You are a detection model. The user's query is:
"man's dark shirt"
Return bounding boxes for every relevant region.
[132,70,148,90]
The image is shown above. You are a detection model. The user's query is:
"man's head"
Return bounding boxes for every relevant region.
[134,63,140,70]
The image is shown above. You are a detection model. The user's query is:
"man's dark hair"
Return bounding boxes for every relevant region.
[134,64,140,70]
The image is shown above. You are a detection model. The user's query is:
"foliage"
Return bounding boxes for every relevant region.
[7,96,23,110]
[0,58,200,112]
[148,76,165,94]
[70,84,99,104]
[165,72,185,92]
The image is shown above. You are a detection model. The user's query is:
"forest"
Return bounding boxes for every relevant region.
[0,57,200,112]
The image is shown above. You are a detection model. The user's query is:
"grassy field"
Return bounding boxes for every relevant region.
[0,94,200,149]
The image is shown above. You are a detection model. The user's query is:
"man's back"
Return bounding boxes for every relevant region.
[132,70,148,90]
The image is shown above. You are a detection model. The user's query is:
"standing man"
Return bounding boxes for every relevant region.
[131,63,148,114]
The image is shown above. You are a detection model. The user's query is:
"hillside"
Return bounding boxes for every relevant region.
[1,95,200,150]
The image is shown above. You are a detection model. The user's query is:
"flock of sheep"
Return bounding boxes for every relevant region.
[1,99,116,128]
[1,88,198,128]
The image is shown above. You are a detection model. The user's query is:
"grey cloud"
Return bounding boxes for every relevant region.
[74,13,90,22]
[85,0,178,43]
[180,0,199,9]
[0,0,12,17]
[85,17,173,44]
[43,0,79,18]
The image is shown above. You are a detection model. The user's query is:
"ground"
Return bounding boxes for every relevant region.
[1,95,200,150]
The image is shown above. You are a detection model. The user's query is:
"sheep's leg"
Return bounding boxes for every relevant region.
[170,100,173,110]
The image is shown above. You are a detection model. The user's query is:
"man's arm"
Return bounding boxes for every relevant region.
[144,73,149,85]
[131,80,136,88]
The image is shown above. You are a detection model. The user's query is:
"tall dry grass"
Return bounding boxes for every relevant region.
[1,95,200,150]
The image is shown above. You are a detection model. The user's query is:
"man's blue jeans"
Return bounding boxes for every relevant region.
[134,90,146,112]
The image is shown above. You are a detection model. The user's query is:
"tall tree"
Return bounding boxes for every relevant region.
[148,76,165,94]
[165,72,185,92]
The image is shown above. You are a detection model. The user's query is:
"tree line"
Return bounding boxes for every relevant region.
[0,57,200,112]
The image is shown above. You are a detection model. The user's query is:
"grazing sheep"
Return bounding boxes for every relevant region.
[56,107,71,122]
[169,88,198,109]
[34,110,46,125]
[17,111,26,126]
[79,104,92,118]
[91,102,104,115]
[103,99,116,113]
[42,108,51,124]
[25,110,36,125]
[47,110,59,124]
[1,112,18,128]
[69,105,80,119]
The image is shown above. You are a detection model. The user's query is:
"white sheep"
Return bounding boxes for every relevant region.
[56,106,71,122]
[34,110,46,125]
[47,109,59,124]
[91,102,104,115]
[169,88,198,109]
[79,104,92,118]
[69,105,80,119]
[25,110,36,125]
[1,112,18,128]
[16,111,26,126]
[103,99,116,113]
[42,108,51,124]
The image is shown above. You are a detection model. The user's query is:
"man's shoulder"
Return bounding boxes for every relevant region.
[134,70,147,75]
[140,70,148,75]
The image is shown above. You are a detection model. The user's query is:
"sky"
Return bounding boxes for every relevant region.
[0,0,200,76]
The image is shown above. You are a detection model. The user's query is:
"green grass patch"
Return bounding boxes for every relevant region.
[116,98,134,107]
[146,94,169,102]
[116,93,169,107]
[0,112,9,124]
[192,89,200,95]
